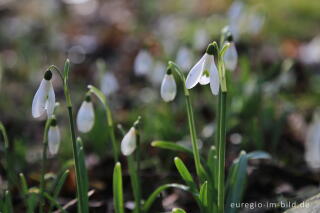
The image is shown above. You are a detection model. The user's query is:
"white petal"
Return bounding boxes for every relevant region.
[134,50,153,76]
[45,82,55,117]
[160,74,177,102]
[209,59,220,95]
[199,75,210,85]
[32,79,50,118]
[48,126,61,155]
[76,101,95,133]
[224,43,238,71]
[199,54,213,85]
[121,127,136,156]
[185,54,206,89]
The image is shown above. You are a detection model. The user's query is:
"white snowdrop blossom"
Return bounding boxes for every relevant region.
[176,46,193,71]
[224,42,238,71]
[48,119,61,155]
[186,44,220,95]
[160,72,177,102]
[32,70,55,118]
[148,61,165,86]
[305,114,320,170]
[76,97,95,133]
[134,50,153,76]
[121,127,137,156]
[100,72,119,96]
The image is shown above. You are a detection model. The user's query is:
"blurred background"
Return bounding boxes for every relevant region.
[1,0,320,212]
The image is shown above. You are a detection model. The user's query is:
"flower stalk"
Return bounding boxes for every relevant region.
[120,117,142,213]
[39,118,52,213]
[88,85,119,162]
[168,62,205,183]
[215,41,230,213]
[48,59,89,213]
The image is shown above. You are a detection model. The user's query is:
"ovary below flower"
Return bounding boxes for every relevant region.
[160,71,177,102]
[76,96,95,133]
[32,70,55,118]
[185,43,220,95]
[48,119,61,155]
[121,127,137,156]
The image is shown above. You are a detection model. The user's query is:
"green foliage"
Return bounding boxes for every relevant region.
[113,162,124,213]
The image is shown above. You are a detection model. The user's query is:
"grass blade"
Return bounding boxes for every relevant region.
[172,208,187,213]
[3,190,13,213]
[88,84,119,162]
[113,162,124,213]
[151,141,193,155]
[48,169,70,212]
[225,151,248,213]
[142,184,189,213]
[174,157,199,198]
[199,181,208,212]
[76,137,89,213]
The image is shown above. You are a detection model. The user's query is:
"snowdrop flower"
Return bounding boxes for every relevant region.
[76,95,95,133]
[186,43,220,95]
[148,61,165,86]
[176,46,194,71]
[48,117,61,155]
[32,70,55,118]
[305,112,320,170]
[160,69,177,102]
[121,127,137,156]
[224,34,238,71]
[134,50,153,76]
[100,72,119,96]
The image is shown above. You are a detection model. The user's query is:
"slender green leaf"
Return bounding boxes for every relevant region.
[246,151,271,160]
[48,169,70,212]
[43,192,68,213]
[88,85,107,107]
[113,162,124,213]
[151,141,193,155]
[225,151,248,213]
[174,157,198,194]
[19,173,29,196]
[199,181,208,212]
[76,137,89,212]
[172,208,187,213]
[3,190,13,213]
[128,155,141,213]
[143,184,189,213]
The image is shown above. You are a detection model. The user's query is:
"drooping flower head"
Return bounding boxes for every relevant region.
[48,117,61,155]
[224,33,238,71]
[32,70,56,118]
[77,94,95,133]
[160,68,177,102]
[186,42,220,95]
[121,127,137,156]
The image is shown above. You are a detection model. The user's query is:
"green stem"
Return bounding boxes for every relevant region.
[105,105,119,162]
[185,94,205,182]
[88,85,119,162]
[169,62,204,183]
[67,106,88,213]
[0,122,15,191]
[127,117,142,213]
[39,119,51,213]
[54,60,88,213]
[217,91,227,213]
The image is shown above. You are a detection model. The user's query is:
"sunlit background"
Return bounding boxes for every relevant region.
[1,0,320,212]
